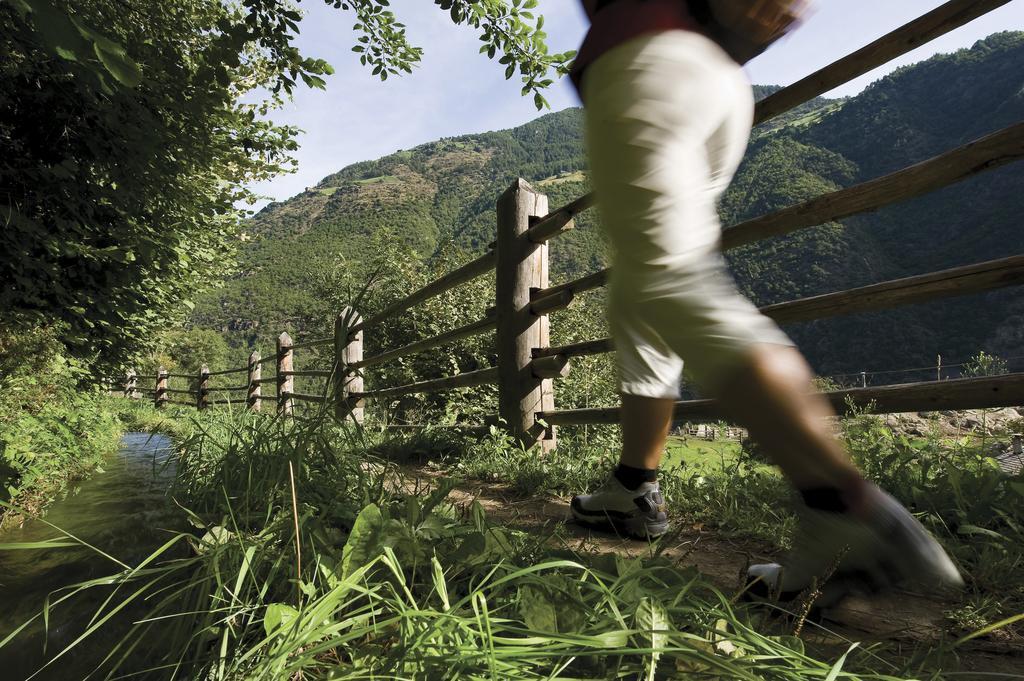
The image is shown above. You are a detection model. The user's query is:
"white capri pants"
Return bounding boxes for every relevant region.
[582,29,793,400]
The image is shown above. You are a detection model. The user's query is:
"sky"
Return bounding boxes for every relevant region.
[247,0,1024,208]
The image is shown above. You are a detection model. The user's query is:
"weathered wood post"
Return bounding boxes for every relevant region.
[495,178,556,452]
[155,367,168,409]
[333,307,364,423]
[247,350,261,412]
[197,364,210,410]
[937,354,942,381]
[277,332,294,416]
[861,371,868,388]
[124,369,137,399]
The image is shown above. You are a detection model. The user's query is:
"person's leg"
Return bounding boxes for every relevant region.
[715,344,863,493]
[615,347,862,496]
[572,30,738,538]
[574,31,963,597]
[619,394,674,471]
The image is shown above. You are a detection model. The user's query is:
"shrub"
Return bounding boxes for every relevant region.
[0,325,122,522]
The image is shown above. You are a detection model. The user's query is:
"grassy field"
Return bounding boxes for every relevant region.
[353,174,400,185]
[1,406,1021,678]
[663,435,747,470]
[0,410,995,679]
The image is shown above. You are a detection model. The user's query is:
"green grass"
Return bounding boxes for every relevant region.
[663,435,750,470]
[441,416,1024,642]
[2,407,1021,678]
[353,174,399,185]
[0,393,123,529]
[538,170,586,186]
[3,410,995,680]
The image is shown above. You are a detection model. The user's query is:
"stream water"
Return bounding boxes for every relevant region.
[0,432,183,680]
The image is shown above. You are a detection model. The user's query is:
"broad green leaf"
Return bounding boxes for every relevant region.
[636,597,671,681]
[263,603,299,637]
[28,0,92,63]
[518,584,558,632]
[957,524,1006,540]
[93,42,142,87]
[341,503,384,579]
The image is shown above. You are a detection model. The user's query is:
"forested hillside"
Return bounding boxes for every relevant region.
[194,32,1024,379]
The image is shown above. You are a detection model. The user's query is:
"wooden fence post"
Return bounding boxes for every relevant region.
[155,367,168,409]
[248,350,261,412]
[333,307,364,423]
[124,369,137,399]
[197,364,210,410]
[277,332,294,416]
[495,178,556,452]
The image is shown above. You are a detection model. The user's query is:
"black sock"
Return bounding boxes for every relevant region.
[799,486,849,513]
[614,463,658,491]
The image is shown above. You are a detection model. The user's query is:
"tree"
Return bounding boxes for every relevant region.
[138,328,231,381]
[0,0,573,372]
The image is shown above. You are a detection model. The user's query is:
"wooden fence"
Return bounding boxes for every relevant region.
[122,0,1024,452]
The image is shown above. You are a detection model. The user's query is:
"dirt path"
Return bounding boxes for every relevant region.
[400,465,1023,678]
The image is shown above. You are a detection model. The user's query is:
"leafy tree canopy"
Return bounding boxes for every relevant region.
[0,0,572,372]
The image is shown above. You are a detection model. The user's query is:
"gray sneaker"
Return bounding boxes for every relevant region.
[571,477,669,540]
[747,483,964,607]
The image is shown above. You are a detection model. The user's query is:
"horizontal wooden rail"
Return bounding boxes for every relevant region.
[164,388,194,395]
[352,252,496,334]
[513,0,1011,254]
[753,0,1012,125]
[352,367,498,401]
[290,336,333,351]
[535,337,612,361]
[531,289,574,316]
[208,399,244,406]
[722,122,1024,250]
[206,366,248,377]
[256,354,279,366]
[532,269,608,311]
[353,315,498,370]
[533,122,1024,311]
[762,254,1024,324]
[536,254,1024,360]
[281,369,334,378]
[165,373,191,379]
[525,192,597,243]
[283,392,327,404]
[530,354,571,379]
[539,373,1024,426]
[209,384,248,392]
[384,422,492,434]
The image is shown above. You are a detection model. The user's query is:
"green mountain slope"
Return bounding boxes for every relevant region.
[194,32,1024,381]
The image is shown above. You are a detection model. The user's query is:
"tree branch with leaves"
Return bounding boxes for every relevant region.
[0,0,573,373]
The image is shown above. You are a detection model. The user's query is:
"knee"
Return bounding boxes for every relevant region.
[718,344,815,398]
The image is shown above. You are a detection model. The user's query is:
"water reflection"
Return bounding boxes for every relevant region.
[0,433,183,680]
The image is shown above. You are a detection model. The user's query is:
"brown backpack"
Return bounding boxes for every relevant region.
[700,0,811,63]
